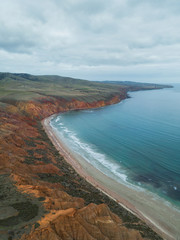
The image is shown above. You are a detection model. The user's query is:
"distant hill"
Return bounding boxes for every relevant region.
[97,80,172,91]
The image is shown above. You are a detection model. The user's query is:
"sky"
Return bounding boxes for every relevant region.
[0,0,180,83]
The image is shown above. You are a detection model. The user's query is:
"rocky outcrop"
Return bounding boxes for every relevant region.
[21,204,142,240]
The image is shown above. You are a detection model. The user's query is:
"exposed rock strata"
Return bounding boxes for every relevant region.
[16,95,124,119]
[21,204,142,240]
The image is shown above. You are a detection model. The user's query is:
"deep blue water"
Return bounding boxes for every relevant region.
[51,84,180,208]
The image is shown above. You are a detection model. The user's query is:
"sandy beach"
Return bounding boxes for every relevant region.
[42,115,180,240]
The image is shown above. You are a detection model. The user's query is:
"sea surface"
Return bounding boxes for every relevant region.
[51,84,180,209]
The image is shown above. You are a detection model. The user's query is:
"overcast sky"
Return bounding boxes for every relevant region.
[0,0,180,83]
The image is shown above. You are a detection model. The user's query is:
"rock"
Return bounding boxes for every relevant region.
[21,204,142,240]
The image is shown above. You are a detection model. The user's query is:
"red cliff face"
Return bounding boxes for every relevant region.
[21,203,142,240]
[0,94,158,240]
[16,95,124,119]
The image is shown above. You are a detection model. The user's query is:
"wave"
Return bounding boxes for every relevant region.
[52,119,129,184]
[70,133,128,182]
[55,116,61,123]
[82,110,94,113]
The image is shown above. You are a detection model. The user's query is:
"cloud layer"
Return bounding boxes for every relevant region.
[0,0,180,82]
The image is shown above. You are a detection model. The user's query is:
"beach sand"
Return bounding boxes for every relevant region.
[42,115,180,240]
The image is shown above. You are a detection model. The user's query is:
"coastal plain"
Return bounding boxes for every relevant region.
[0,72,172,240]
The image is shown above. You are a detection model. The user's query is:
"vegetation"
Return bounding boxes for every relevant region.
[0,174,44,239]
[100,80,172,91]
[0,72,124,102]
[0,72,171,103]
[0,202,39,226]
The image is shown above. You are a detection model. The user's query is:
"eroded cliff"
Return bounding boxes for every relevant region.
[0,93,163,240]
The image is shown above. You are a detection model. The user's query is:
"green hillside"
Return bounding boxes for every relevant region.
[0,72,172,104]
[0,73,124,103]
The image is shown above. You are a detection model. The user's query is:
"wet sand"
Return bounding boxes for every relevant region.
[42,115,180,240]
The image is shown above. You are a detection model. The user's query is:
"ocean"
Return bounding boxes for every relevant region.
[51,84,180,209]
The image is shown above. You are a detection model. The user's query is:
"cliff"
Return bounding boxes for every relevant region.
[0,96,162,240]
[0,73,165,240]
[16,95,123,119]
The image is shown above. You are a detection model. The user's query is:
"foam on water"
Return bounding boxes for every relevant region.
[51,120,130,184]
[55,116,61,123]
[82,110,94,113]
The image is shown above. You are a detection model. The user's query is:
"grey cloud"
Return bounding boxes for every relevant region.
[0,0,180,83]
[0,40,35,54]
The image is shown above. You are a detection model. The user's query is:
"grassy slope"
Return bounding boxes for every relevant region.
[99,80,172,91]
[0,73,125,103]
[0,72,171,103]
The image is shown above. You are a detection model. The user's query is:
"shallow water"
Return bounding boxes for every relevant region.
[51,84,180,209]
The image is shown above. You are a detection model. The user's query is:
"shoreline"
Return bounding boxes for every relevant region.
[42,114,180,240]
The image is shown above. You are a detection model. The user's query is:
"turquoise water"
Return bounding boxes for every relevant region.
[51,84,180,208]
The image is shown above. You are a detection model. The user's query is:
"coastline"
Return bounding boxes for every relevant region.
[42,114,180,240]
